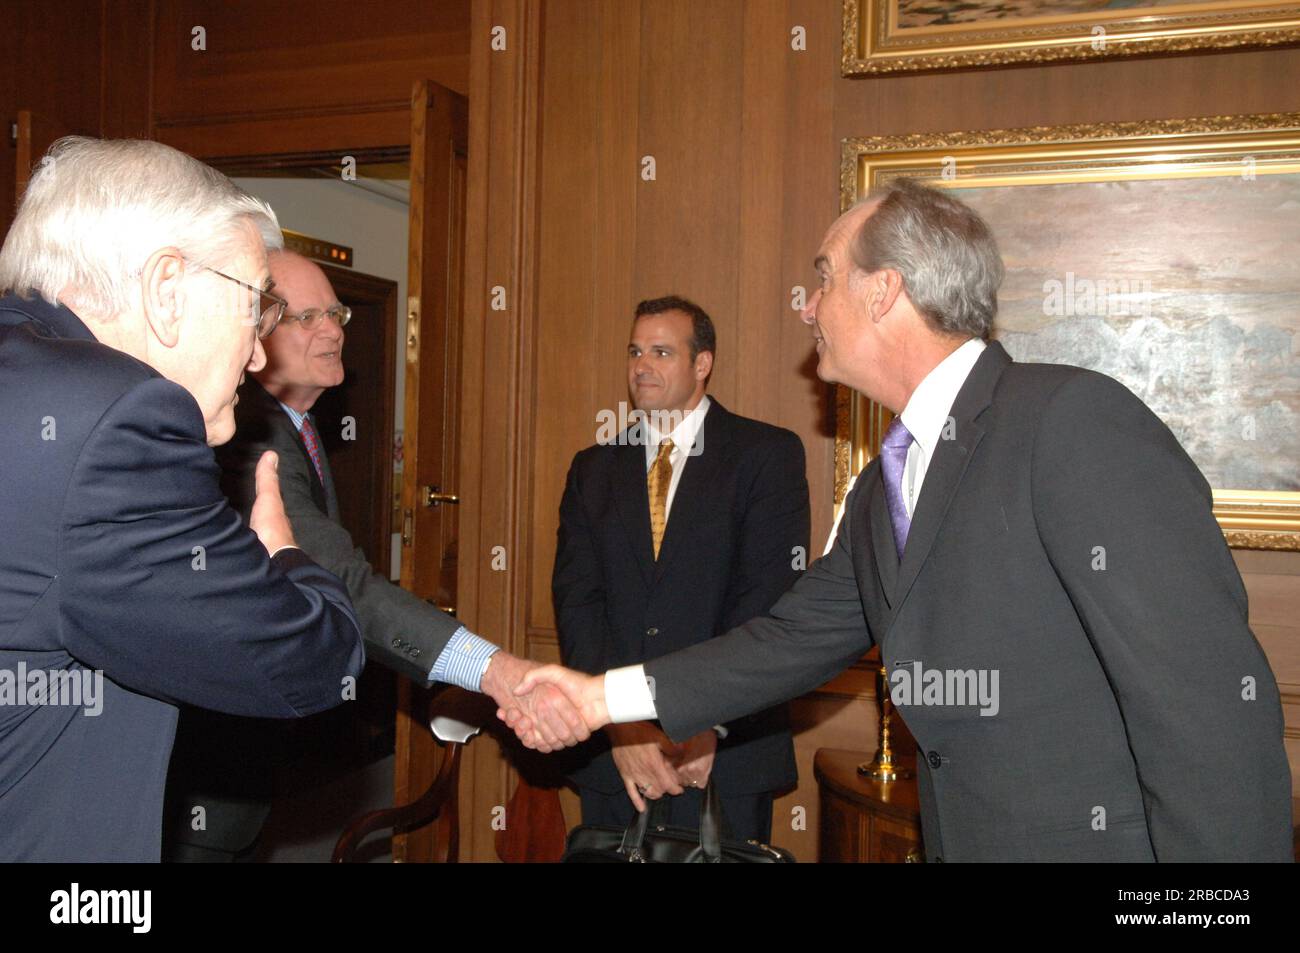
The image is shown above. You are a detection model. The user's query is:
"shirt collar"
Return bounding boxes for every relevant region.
[899,338,987,465]
[278,401,309,432]
[644,394,711,462]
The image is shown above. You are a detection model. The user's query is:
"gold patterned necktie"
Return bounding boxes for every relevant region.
[647,438,675,560]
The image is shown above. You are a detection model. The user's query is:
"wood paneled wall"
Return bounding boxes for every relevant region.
[149,0,469,158]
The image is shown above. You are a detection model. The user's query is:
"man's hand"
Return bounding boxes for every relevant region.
[508,665,610,750]
[480,652,590,753]
[607,722,685,812]
[249,451,297,556]
[669,729,717,791]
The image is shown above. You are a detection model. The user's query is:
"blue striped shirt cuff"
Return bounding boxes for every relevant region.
[428,626,499,691]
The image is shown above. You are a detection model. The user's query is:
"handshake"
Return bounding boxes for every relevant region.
[479,653,715,811]
[479,652,609,751]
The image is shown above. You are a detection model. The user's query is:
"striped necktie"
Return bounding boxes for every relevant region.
[299,414,325,485]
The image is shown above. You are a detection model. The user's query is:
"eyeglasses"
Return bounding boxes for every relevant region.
[192,262,288,338]
[280,305,352,331]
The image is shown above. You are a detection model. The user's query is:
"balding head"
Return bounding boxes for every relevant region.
[255,250,346,412]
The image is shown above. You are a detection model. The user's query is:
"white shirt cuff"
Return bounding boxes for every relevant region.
[604,665,658,722]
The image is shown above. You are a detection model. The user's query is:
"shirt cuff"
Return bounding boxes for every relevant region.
[605,665,658,722]
[428,627,500,690]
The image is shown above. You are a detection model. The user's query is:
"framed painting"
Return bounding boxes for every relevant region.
[842,0,1300,74]
[837,111,1300,550]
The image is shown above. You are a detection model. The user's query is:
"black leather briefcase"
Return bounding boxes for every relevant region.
[561,779,795,863]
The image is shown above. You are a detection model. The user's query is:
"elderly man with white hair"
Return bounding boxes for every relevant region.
[0,138,588,862]
[0,137,369,861]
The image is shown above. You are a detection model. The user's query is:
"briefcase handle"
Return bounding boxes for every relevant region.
[616,780,724,863]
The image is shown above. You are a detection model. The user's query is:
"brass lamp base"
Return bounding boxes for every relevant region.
[858,662,914,782]
[858,752,913,782]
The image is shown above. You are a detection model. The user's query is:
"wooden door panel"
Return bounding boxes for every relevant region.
[312,264,398,578]
[392,79,469,864]
[14,110,76,206]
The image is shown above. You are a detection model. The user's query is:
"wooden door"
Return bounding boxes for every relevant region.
[12,109,75,217]
[313,264,399,579]
[392,79,469,863]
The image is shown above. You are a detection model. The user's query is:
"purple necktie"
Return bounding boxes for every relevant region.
[299,414,325,485]
[880,417,914,560]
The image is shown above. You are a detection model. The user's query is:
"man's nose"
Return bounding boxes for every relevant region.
[800,288,822,325]
[246,335,267,373]
[320,321,344,346]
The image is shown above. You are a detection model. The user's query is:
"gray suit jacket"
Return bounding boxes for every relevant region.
[645,342,1293,862]
[216,378,465,682]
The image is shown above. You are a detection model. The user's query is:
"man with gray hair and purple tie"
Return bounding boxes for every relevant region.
[509,178,1294,862]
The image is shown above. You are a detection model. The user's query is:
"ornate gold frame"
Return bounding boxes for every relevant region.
[843,0,1300,75]
[836,111,1300,551]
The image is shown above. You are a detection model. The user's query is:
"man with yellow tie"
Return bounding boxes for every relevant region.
[552,295,810,843]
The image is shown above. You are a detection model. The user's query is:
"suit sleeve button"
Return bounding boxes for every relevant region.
[646,627,658,637]
[927,751,942,769]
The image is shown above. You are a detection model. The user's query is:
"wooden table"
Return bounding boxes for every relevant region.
[814,748,922,863]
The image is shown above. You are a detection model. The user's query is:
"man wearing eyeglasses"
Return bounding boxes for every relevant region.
[0,138,370,861]
[164,250,581,860]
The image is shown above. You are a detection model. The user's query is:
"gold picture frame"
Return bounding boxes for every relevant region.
[843,0,1300,75]
[837,111,1300,550]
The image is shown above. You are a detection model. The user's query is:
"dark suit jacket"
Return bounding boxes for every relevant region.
[0,294,364,862]
[216,377,464,680]
[645,342,1293,861]
[554,398,807,797]
[164,376,467,857]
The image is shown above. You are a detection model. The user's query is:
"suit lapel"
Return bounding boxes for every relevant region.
[868,470,899,607]
[236,378,329,515]
[613,420,656,588]
[317,428,340,520]
[653,400,729,582]
[890,341,1011,615]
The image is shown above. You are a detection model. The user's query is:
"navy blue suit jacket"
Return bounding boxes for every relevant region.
[0,294,365,861]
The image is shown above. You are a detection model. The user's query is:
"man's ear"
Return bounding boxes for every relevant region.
[694,349,714,382]
[140,246,187,348]
[864,269,905,324]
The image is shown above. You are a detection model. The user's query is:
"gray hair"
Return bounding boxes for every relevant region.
[0,137,282,318]
[849,177,1003,338]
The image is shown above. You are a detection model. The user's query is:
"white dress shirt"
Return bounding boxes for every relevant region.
[822,338,986,554]
[643,395,711,520]
[608,340,988,724]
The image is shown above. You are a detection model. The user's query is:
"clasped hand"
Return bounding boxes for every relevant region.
[492,664,716,808]
[608,722,717,812]
[479,653,594,753]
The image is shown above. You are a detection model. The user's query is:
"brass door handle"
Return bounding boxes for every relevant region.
[423,485,460,508]
[425,599,456,615]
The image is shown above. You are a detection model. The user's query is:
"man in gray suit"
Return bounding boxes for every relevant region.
[164,251,581,860]
[512,179,1294,861]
